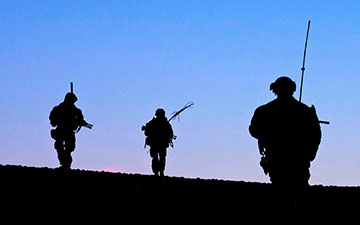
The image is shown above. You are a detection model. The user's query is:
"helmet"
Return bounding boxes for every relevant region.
[64,92,78,104]
[155,108,165,117]
[270,77,296,96]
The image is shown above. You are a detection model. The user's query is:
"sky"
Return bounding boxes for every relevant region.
[1,0,360,186]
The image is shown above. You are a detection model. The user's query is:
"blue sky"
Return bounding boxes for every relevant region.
[1,1,360,186]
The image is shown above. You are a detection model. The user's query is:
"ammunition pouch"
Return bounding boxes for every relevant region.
[145,137,152,146]
[50,129,58,140]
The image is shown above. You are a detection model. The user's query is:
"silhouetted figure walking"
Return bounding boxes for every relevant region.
[249,77,321,188]
[49,92,92,169]
[142,108,174,177]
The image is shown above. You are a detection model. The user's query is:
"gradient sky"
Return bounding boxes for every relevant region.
[1,1,360,186]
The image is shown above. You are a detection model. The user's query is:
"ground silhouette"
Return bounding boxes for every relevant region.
[0,164,359,222]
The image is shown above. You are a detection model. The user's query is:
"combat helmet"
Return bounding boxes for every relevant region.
[270,76,296,97]
[64,92,78,104]
[155,108,166,118]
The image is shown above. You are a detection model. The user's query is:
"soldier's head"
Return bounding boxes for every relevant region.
[64,92,78,104]
[155,108,166,118]
[270,76,296,98]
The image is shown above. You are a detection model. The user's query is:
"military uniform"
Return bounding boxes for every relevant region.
[49,93,88,169]
[143,109,174,176]
[249,77,321,187]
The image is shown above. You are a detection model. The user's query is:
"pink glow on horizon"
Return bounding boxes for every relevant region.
[101,166,120,173]
[98,163,149,174]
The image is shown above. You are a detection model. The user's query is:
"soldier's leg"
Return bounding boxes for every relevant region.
[63,132,76,169]
[150,148,159,176]
[54,138,66,167]
[159,148,167,177]
[61,152,72,169]
[269,165,309,216]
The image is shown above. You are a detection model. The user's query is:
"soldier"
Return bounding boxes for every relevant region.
[142,108,174,177]
[49,92,92,169]
[249,77,321,188]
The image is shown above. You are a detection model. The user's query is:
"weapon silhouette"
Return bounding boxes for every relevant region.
[298,21,329,125]
[70,82,93,131]
[168,102,194,122]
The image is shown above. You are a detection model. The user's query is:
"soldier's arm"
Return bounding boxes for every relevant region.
[306,105,322,161]
[310,105,322,145]
[249,107,263,139]
[76,108,93,129]
[169,124,174,138]
[249,107,269,156]
[49,106,58,127]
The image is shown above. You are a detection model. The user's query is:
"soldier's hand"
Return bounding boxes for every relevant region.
[84,123,93,129]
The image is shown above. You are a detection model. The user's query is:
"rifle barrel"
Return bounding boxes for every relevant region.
[319,120,330,125]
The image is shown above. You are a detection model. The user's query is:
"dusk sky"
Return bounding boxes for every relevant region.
[1,1,360,186]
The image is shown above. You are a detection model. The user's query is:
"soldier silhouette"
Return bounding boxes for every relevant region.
[142,108,174,177]
[249,77,321,188]
[49,90,92,169]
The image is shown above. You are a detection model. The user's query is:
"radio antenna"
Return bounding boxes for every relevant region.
[299,20,311,103]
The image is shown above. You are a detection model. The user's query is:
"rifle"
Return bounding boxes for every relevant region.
[298,21,329,125]
[75,122,93,133]
[70,82,74,94]
[70,82,93,132]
